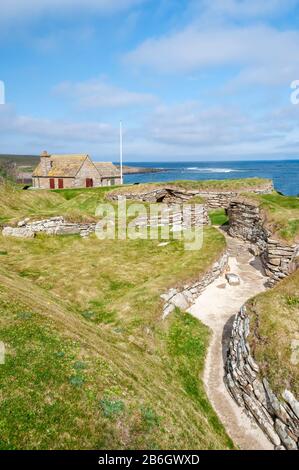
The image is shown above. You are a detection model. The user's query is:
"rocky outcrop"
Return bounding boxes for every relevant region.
[2,217,96,238]
[107,182,274,209]
[226,306,299,450]
[228,199,299,286]
[161,252,228,318]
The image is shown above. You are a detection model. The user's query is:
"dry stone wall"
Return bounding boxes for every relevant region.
[107,183,274,209]
[130,204,210,230]
[2,217,96,239]
[196,185,273,209]
[228,199,299,286]
[226,306,299,450]
[161,252,228,318]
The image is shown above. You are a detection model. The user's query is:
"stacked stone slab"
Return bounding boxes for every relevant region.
[196,185,273,209]
[130,204,210,230]
[226,306,299,450]
[2,217,96,238]
[161,252,228,318]
[108,188,196,203]
[107,182,274,209]
[228,198,299,286]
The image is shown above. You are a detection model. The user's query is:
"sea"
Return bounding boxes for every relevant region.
[122,160,299,196]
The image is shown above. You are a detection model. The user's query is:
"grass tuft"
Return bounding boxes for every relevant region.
[247,270,299,398]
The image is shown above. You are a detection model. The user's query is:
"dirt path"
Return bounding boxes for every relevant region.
[188,232,274,450]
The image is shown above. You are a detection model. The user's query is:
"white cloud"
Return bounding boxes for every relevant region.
[0,0,144,23]
[0,105,116,144]
[197,0,298,21]
[144,102,274,147]
[129,99,299,159]
[125,24,299,86]
[3,96,299,159]
[54,78,157,109]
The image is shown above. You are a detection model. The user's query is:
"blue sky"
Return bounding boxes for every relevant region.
[1,0,299,161]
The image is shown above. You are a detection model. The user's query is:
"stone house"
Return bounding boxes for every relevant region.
[94,162,122,187]
[32,151,121,189]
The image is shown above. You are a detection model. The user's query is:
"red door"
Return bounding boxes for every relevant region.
[49,178,55,189]
[58,178,64,189]
[86,178,93,188]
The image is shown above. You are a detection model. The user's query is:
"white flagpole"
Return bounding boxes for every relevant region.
[120,121,123,184]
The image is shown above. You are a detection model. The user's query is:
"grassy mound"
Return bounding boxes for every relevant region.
[0,184,115,225]
[0,184,233,450]
[209,209,229,226]
[247,269,299,398]
[242,193,299,243]
[259,194,299,243]
[108,178,272,197]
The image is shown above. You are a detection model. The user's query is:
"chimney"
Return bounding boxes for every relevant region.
[40,151,52,176]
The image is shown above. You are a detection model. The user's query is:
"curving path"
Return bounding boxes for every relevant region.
[188,230,274,450]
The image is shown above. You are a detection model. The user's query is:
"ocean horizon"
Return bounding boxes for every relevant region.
[120,160,299,196]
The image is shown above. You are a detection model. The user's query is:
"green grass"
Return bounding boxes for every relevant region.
[243,193,299,242]
[247,269,299,398]
[109,178,272,196]
[165,310,233,448]
[0,183,154,225]
[0,180,271,226]
[0,183,233,450]
[0,183,66,224]
[185,195,205,204]
[0,184,116,224]
[0,294,96,450]
[209,209,229,226]
[166,178,271,191]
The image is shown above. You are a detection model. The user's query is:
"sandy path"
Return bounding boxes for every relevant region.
[188,232,274,450]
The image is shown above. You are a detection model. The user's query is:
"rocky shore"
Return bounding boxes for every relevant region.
[115,165,163,175]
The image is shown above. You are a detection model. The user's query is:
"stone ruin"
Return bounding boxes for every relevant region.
[107,182,274,209]
[228,198,299,286]
[226,306,299,450]
[2,216,96,239]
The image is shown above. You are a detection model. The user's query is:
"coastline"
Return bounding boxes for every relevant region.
[115,164,164,175]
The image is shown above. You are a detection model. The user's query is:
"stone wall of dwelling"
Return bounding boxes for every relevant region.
[161,252,228,318]
[108,188,171,202]
[2,217,96,238]
[40,156,52,176]
[74,159,102,188]
[32,177,75,189]
[32,177,47,189]
[33,175,120,189]
[197,186,273,208]
[226,306,299,450]
[101,177,121,186]
[130,204,210,230]
[107,183,274,208]
[60,178,74,189]
[228,198,299,286]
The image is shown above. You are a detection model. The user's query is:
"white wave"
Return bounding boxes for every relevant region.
[186,167,241,173]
